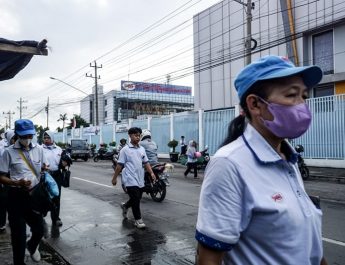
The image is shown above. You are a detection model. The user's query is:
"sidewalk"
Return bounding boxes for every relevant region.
[0,165,343,264]
[0,225,68,265]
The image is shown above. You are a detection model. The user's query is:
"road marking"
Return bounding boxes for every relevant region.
[73,177,114,189]
[323,237,345,247]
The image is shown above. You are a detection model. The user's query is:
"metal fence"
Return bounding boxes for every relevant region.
[54,94,345,160]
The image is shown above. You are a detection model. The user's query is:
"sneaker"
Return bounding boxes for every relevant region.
[27,247,41,262]
[134,219,146,229]
[121,202,128,219]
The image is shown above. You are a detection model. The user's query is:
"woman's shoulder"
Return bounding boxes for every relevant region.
[214,136,248,160]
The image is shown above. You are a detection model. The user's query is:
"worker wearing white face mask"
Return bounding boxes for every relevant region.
[42,130,64,227]
[0,119,48,264]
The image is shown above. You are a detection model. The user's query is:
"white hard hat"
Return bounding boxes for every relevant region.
[140,129,151,140]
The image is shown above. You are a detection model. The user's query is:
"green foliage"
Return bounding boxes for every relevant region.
[109,141,116,147]
[66,114,89,129]
[167,139,178,153]
[90,143,96,149]
[34,125,49,144]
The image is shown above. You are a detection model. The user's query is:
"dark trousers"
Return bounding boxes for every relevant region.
[124,186,143,220]
[8,188,44,265]
[50,170,62,223]
[0,185,8,227]
[184,162,198,178]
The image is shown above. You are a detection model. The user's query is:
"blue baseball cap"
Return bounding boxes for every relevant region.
[14,119,36,136]
[234,55,323,101]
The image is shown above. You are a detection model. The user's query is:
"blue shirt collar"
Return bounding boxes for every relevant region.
[242,123,298,164]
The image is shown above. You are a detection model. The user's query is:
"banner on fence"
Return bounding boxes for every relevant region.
[83,126,100,135]
[116,123,129,133]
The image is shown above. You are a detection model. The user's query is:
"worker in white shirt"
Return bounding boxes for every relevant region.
[42,130,64,227]
[0,119,48,264]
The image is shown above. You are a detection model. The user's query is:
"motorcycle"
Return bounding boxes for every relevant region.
[121,163,173,202]
[94,148,118,162]
[179,146,210,170]
[197,146,210,170]
[295,145,310,180]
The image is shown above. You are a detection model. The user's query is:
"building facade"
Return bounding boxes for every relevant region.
[193,0,345,110]
[80,81,194,125]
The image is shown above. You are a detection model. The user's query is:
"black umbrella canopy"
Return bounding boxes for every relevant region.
[0,38,48,81]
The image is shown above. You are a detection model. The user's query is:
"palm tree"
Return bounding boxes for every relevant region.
[57,113,68,131]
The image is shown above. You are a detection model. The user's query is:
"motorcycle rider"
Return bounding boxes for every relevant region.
[116,138,127,154]
[98,143,107,156]
[139,129,158,165]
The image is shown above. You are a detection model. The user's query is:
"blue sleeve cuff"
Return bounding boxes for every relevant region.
[195,230,234,251]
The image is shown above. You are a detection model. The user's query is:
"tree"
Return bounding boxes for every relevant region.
[57,113,68,131]
[34,125,49,144]
[66,114,89,129]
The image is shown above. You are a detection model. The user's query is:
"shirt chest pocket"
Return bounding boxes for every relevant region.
[11,161,27,173]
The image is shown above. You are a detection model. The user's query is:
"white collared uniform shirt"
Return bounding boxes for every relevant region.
[117,142,149,188]
[196,124,323,265]
[0,141,48,189]
[42,144,62,171]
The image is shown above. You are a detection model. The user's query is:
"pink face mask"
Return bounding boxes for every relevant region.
[259,98,312,139]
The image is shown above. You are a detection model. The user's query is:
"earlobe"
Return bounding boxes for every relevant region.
[246,95,261,114]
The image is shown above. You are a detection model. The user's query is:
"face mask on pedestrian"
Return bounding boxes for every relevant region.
[259,97,312,139]
[19,138,32,147]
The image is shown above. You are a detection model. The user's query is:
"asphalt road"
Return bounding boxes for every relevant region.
[67,160,345,264]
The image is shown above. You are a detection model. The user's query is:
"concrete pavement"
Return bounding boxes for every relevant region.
[0,165,344,264]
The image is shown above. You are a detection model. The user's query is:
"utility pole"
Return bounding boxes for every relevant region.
[3,111,15,129]
[45,97,49,128]
[86,61,102,126]
[234,0,254,65]
[17,97,28,119]
[245,0,253,65]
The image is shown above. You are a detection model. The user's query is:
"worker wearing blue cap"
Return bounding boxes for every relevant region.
[195,56,327,265]
[0,119,48,264]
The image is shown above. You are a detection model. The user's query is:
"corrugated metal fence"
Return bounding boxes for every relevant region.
[54,94,345,160]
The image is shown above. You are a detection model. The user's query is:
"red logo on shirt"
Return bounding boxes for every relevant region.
[272,193,283,202]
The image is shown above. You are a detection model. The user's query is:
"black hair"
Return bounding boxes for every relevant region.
[220,81,271,147]
[120,138,127,144]
[128,127,142,135]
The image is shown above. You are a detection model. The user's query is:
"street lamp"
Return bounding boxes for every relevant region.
[49,77,89,95]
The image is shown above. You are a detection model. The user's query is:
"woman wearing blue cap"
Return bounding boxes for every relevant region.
[0,119,48,265]
[195,56,327,265]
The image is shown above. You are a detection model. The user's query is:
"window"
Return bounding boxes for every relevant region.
[312,83,334,112]
[313,31,334,75]
[104,99,107,106]
[104,111,107,118]
[313,83,334,98]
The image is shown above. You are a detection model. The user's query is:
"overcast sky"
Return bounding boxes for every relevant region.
[0,0,221,130]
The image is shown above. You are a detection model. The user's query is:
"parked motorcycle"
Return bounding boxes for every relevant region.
[295,145,310,180]
[94,148,118,162]
[121,163,173,202]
